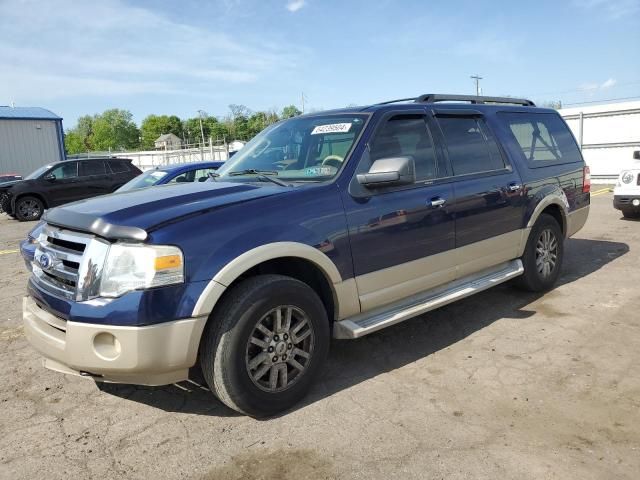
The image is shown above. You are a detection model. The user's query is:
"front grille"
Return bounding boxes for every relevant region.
[637,174,640,186]
[32,225,110,301]
[618,198,631,205]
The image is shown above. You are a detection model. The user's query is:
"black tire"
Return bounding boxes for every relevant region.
[15,196,44,221]
[622,210,640,219]
[515,213,564,292]
[200,274,330,417]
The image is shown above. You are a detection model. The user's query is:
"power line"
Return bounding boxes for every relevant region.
[563,96,640,106]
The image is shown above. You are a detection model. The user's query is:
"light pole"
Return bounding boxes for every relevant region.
[470,75,483,96]
[197,110,206,146]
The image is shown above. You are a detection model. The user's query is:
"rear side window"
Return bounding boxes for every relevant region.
[79,160,106,176]
[108,159,130,173]
[499,112,582,165]
[436,117,505,176]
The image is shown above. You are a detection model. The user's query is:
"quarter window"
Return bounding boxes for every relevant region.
[436,117,505,175]
[369,115,441,181]
[499,112,582,164]
[108,160,130,173]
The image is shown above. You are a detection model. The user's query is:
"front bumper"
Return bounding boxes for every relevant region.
[613,195,640,211]
[22,296,207,385]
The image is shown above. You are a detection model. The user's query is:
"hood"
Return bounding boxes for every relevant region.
[44,181,288,240]
[0,179,23,191]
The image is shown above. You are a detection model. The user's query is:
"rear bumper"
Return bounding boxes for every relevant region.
[613,195,640,210]
[22,296,207,385]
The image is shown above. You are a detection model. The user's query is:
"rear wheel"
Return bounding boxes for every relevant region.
[0,193,10,213]
[15,196,44,221]
[516,213,564,292]
[200,274,330,417]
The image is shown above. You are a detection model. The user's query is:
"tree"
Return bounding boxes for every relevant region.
[140,114,183,149]
[64,131,86,155]
[90,109,140,151]
[281,105,302,119]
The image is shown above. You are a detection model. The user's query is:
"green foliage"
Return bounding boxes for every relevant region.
[90,109,140,151]
[64,131,86,155]
[281,105,302,119]
[140,114,183,149]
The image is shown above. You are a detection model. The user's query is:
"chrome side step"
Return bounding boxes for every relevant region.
[333,259,524,339]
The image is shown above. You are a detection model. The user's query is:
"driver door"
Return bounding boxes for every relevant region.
[43,162,83,206]
[341,110,456,312]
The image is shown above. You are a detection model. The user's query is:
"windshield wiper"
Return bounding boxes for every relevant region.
[227,169,291,187]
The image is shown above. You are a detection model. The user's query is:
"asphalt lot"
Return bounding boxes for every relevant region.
[0,191,638,480]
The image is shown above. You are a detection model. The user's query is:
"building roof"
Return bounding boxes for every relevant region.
[0,106,62,120]
[155,133,181,142]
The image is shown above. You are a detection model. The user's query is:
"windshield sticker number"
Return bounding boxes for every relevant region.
[311,123,352,135]
[305,166,334,176]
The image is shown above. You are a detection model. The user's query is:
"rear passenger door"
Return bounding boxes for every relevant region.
[343,110,456,311]
[78,160,111,199]
[431,110,525,278]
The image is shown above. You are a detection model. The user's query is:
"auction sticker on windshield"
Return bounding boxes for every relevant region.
[311,123,352,135]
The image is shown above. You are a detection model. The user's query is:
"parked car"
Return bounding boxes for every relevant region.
[22,94,589,417]
[613,150,640,218]
[1,157,141,221]
[116,161,224,192]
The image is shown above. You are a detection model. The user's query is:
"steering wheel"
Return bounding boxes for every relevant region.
[322,155,344,169]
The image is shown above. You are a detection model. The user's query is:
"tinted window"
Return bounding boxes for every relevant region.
[79,160,106,176]
[49,162,78,179]
[437,117,505,175]
[500,112,582,164]
[369,115,442,181]
[108,160,130,173]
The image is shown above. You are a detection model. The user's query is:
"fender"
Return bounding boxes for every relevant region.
[526,190,569,231]
[192,241,360,320]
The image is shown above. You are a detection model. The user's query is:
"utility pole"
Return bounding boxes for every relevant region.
[301,92,306,114]
[197,110,206,146]
[470,74,483,96]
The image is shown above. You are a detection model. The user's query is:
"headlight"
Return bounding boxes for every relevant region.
[99,243,184,297]
[621,171,634,184]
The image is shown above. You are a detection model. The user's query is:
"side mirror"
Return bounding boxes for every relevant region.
[634,151,640,160]
[44,174,56,181]
[357,156,415,187]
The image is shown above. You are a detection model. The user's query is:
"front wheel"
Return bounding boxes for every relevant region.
[15,196,44,221]
[515,213,564,292]
[200,274,330,417]
[622,210,640,219]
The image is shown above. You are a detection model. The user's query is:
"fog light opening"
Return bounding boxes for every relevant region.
[632,199,640,207]
[93,332,122,361]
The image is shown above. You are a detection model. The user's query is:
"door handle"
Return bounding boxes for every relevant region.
[429,197,446,208]
[508,183,522,192]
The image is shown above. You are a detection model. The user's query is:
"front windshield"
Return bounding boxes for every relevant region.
[25,165,52,180]
[117,169,168,192]
[216,114,368,182]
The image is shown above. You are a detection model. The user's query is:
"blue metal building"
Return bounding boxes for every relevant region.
[0,106,65,176]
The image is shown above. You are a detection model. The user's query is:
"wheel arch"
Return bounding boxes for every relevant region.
[192,242,358,322]
[526,194,568,236]
[14,191,49,210]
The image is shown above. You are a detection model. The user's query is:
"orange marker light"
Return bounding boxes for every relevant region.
[154,255,182,271]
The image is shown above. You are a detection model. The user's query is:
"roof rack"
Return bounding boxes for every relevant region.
[415,94,535,107]
[375,94,535,107]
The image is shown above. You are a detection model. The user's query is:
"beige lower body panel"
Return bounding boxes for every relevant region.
[355,229,524,312]
[566,206,589,238]
[23,296,207,386]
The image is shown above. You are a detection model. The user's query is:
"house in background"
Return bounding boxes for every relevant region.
[154,133,182,150]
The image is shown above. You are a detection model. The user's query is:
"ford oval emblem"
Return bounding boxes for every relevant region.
[38,252,54,270]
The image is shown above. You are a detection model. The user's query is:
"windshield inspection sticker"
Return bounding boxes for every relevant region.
[311,123,352,135]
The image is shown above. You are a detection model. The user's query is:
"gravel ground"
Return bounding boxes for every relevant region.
[0,192,638,480]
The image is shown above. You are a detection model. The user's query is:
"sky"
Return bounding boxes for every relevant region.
[0,0,639,129]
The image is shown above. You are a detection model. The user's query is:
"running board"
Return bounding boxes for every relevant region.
[334,259,524,339]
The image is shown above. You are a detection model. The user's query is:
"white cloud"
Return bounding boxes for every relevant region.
[0,0,297,104]
[286,0,306,12]
[579,78,618,96]
[601,78,617,89]
[573,0,640,19]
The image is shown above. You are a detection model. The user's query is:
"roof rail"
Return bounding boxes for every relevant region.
[415,94,535,107]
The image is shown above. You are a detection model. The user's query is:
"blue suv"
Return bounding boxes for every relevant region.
[22,94,590,416]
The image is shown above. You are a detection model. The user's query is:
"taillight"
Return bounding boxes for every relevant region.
[583,165,591,193]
